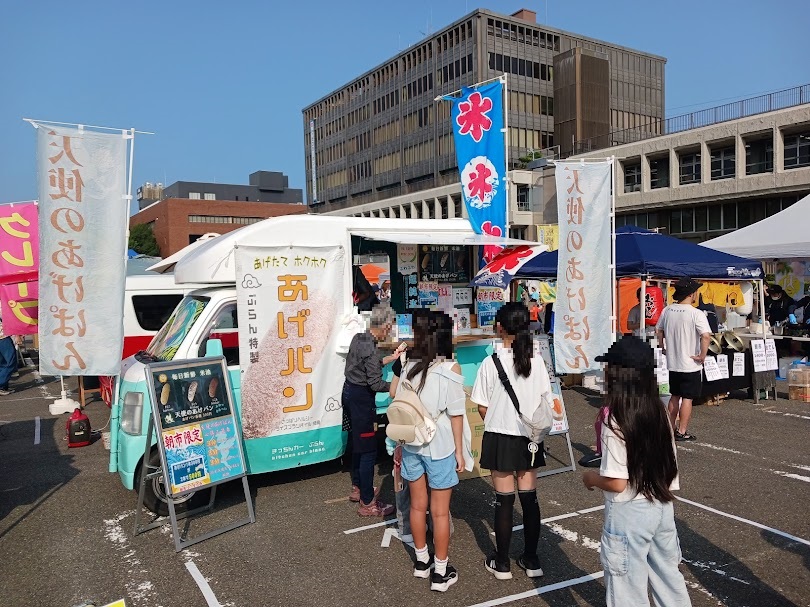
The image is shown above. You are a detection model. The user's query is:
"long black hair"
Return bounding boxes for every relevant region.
[604,364,678,502]
[495,302,532,378]
[407,311,453,392]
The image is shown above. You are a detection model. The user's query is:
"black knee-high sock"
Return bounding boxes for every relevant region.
[494,491,515,563]
[519,489,541,557]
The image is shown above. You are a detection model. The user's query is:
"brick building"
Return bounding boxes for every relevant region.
[129,198,307,257]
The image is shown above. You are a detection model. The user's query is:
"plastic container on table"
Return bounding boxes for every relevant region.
[779,356,804,380]
[787,363,810,402]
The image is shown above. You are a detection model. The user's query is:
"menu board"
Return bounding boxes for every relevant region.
[703,357,722,382]
[751,340,768,373]
[733,352,746,376]
[716,354,730,379]
[419,245,470,283]
[477,287,506,326]
[418,281,439,307]
[549,379,570,436]
[764,339,779,371]
[147,357,247,496]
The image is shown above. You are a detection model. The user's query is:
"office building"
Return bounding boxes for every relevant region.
[302,7,665,214]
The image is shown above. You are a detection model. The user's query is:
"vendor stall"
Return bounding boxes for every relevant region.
[475,226,771,401]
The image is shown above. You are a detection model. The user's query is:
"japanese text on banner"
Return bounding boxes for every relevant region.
[236,246,345,443]
[36,126,128,375]
[553,162,613,373]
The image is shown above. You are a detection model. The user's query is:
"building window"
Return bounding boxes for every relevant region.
[679,152,700,185]
[722,202,737,229]
[708,205,722,231]
[710,147,735,180]
[516,186,530,212]
[204,193,216,200]
[649,156,669,189]
[784,133,810,169]
[189,192,201,199]
[623,161,641,193]
[745,139,773,175]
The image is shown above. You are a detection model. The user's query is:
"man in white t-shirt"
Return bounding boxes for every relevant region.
[655,278,711,442]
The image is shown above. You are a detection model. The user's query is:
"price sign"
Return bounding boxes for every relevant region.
[751,340,767,373]
[764,339,779,371]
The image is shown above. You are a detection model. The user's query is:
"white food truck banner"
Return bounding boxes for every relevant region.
[553,161,612,373]
[235,245,346,442]
[36,125,128,376]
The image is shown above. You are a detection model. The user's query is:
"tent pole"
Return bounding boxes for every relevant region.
[759,279,768,335]
[640,276,647,343]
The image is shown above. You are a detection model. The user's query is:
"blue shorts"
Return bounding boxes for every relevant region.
[400,450,459,490]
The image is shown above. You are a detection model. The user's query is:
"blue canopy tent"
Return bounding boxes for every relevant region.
[516,226,764,280]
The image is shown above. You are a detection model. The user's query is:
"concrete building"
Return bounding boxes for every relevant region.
[129,199,308,257]
[303,7,665,214]
[137,171,303,210]
[323,85,810,245]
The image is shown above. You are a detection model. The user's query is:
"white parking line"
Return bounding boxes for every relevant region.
[677,497,810,547]
[465,571,605,607]
[34,416,40,445]
[494,504,605,534]
[185,561,222,607]
[343,518,398,534]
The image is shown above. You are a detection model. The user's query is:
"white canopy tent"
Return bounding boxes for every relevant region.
[701,193,810,259]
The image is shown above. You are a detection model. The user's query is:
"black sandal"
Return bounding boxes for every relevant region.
[675,431,696,442]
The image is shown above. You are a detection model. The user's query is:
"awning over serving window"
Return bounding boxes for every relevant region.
[350,229,532,247]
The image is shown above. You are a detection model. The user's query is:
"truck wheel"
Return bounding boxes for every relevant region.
[138,451,210,517]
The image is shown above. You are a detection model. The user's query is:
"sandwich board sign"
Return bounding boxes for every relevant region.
[134,356,254,551]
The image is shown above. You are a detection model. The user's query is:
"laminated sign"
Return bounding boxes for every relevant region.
[236,245,346,470]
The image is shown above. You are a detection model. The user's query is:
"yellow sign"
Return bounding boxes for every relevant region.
[536,224,559,251]
[100,600,126,607]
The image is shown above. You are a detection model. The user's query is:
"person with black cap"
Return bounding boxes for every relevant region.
[655,278,712,442]
[584,337,690,607]
[765,284,793,324]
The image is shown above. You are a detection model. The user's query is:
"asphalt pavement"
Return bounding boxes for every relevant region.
[1,363,809,607]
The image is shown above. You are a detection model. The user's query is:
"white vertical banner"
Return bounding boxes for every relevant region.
[36,125,129,375]
[235,245,346,449]
[553,161,613,373]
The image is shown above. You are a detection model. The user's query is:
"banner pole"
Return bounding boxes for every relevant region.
[503,74,510,236]
[610,156,617,343]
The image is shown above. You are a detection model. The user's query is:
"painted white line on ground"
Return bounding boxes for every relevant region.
[772,470,810,483]
[185,561,222,607]
[465,571,605,607]
[343,518,398,534]
[790,464,810,472]
[694,443,745,455]
[0,395,60,403]
[34,416,40,445]
[494,505,604,534]
[677,497,810,547]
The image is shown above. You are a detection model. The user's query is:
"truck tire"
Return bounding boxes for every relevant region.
[137,450,210,517]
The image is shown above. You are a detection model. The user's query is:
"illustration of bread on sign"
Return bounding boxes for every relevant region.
[208,376,219,398]
[421,253,431,270]
[160,383,171,406]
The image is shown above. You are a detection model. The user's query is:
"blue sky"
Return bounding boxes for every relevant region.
[1,0,808,213]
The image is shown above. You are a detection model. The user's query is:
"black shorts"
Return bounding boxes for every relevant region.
[480,431,545,472]
[669,370,703,400]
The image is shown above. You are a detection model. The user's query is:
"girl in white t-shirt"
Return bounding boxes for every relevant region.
[471,303,553,581]
[582,336,691,607]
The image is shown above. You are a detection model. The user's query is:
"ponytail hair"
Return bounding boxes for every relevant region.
[495,302,532,378]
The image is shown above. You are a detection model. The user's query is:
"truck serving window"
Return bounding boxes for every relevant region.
[146,296,209,361]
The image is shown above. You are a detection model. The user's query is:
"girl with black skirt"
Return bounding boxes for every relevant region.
[471,302,553,580]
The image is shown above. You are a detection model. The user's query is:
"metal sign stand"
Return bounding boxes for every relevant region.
[133,411,255,552]
[537,377,576,478]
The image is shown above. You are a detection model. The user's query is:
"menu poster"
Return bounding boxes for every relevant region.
[732,352,746,376]
[396,314,413,340]
[716,354,730,379]
[418,281,439,307]
[703,357,722,382]
[764,339,779,371]
[397,243,418,275]
[548,380,570,436]
[751,340,768,373]
[419,245,470,283]
[533,335,555,381]
[453,287,474,307]
[453,308,471,335]
[476,287,505,326]
[438,285,454,314]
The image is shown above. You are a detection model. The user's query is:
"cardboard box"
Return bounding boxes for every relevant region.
[458,388,491,480]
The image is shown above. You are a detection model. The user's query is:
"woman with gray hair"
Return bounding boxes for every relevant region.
[343,302,406,516]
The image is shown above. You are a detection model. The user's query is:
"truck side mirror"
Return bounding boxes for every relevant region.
[205,338,224,358]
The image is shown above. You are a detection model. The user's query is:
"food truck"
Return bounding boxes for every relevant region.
[108,215,532,514]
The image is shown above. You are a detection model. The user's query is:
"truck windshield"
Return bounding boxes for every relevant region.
[146,295,209,361]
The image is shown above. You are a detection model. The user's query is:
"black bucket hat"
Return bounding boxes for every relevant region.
[595,336,655,369]
[673,278,703,302]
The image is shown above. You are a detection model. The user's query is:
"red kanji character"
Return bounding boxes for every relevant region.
[183,430,194,444]
[191,428,202,442]
[481,221,503,264]
[164,435,175,449]
[468,162,493,203]
[455,91,494,142]
[566,167,583,195]
[48,168,84,202]
[566,197,584,225]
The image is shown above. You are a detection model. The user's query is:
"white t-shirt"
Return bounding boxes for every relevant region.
[600,421,680,502]
[400,361,466,461]
[655,304,712,372]
[471,347,552,438]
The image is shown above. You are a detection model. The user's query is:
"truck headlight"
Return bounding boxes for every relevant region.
[121,391,144,436]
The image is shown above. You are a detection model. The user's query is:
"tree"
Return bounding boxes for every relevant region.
[129,223,160,257]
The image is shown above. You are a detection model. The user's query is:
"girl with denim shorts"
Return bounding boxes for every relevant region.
[583,336,692,607]
[398,311,469,592]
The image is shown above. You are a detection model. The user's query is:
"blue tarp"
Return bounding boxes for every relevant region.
[519,226,764,280]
